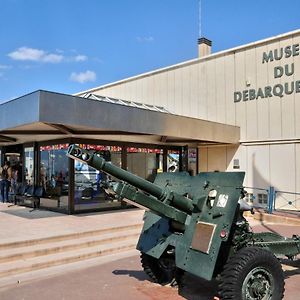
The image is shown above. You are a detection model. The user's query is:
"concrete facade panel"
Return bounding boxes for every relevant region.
[255,44,270,140]
[225,145,239,171]
[174,68,183,115]
[234,51,247,140]
[135,77,143,103]
[199,145,244,175]
[94,86,113,98]
[235,146,248,184]
[270,144,296,210]
[167,71,175,112]
[295,144,300,209]
[198,63,208,119]
[206,59,217,122]
[190,64,199,118]
[267,40,282,139]
[199,146,208,172]
[293,35,300,137]
[181,67,191,116]
[224,55,236,125]
[245,145,270,189]
[245,48,258,140]
[215,56,226,124]
[279,37,296,139]
[128,80,138,102]
[154,72,167,107]
[143,75,155,106]
[207,147,227,172]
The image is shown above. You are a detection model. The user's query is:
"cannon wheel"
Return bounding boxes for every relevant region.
[140,252,178,285]
[218,247,284,300]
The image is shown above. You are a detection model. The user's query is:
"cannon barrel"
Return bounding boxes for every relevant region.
[67,144,194,214]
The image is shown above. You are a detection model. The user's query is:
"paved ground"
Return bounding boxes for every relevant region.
[0,250,217,300]
[0,204,299,299]
[0,234,299,300]
[0,203,144,243]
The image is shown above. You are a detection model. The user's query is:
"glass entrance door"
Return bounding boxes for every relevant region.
[74,144,122,211]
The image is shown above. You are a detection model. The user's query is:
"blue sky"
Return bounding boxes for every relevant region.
[0,0,299,103]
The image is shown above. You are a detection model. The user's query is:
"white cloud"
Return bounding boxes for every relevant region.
[8,47,63,63]
[136,36,154,43]
[42,53,64,63]
[74,55,88,62]
[8,47,44,61]
[8,47,89,64]
[70,70,96,83]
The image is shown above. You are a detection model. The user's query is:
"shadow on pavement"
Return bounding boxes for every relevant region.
[284,268,300,278]
[112,269,148,281]
[282,258,300,278]
[0,207,65,219]
[178,273,218,300]
[112,269,218,299]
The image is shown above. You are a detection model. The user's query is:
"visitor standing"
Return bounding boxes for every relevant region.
[10,165,18,202]
[0,161,11,203]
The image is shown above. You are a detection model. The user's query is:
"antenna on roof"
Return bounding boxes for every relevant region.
[198,0,202,38]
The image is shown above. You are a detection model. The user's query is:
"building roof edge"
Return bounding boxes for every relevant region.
[75,28,300,96]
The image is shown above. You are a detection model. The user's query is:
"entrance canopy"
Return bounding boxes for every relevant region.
[0,90,240,146]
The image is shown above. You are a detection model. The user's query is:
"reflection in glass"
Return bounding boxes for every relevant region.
[74,144,122,211]
[188,148,197,176]
[39,144,69,211]
[167,150,180,172]
[24,147,34,185]
[127,147,163,181]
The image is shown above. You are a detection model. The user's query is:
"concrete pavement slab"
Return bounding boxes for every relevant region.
[0,203,144,243]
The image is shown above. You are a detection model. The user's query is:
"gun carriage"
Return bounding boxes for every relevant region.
[67,144,300,300]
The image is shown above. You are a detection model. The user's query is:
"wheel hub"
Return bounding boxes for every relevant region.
[242,267,273,300]
[251,281,267,296]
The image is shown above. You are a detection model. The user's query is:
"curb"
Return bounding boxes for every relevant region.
[248,211,300,226]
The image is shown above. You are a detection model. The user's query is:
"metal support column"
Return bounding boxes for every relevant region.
[268,186,275,214]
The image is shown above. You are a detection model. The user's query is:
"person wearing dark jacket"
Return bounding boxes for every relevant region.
[0,161,11,203]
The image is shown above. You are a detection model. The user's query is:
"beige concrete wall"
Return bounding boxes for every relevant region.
[91,31,300,143]
[199,144,300,209]
[198,145,239,173]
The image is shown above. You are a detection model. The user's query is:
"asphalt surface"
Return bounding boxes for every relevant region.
[0,220,299,300]
[0,252,217,300]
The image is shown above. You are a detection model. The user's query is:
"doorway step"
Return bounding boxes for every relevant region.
[0,223,142,283]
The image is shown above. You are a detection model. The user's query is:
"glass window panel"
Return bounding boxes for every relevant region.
[74,144,122,211]
[188,148,197,176]
[24,147,34,185]
[167,150,180,172]
[127,147,163,181]
[39,144,69,212]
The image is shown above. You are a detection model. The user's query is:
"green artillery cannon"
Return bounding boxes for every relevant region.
[67,144,300,300]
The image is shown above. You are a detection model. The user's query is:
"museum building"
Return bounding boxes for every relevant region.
[1,29,300,213]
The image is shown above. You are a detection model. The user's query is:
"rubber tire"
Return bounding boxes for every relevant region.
[218,247,284,300]
[140,252,176,285]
